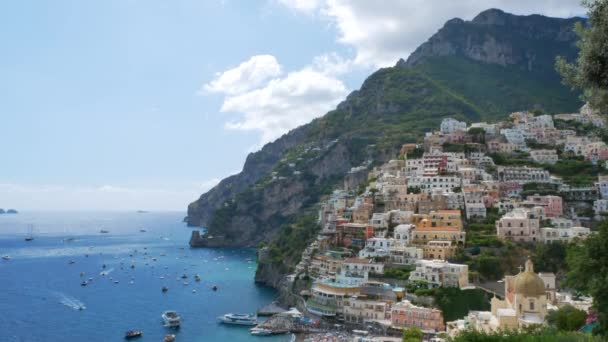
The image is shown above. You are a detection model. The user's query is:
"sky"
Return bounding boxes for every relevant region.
[0,0,586,211]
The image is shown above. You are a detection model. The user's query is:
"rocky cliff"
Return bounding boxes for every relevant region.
[403,8,582,71]
[187,8,584,288]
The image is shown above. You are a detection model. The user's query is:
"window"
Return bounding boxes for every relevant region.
[530,300,535,310]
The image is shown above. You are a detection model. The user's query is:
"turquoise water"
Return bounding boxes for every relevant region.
[0,211,290,342]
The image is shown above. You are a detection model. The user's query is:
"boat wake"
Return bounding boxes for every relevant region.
[58,293,86,311]
[100,268,114,276]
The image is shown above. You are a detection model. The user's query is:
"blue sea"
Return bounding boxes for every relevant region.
[0,211,291,342]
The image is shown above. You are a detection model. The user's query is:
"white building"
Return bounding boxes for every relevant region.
[497,166,551,184]
[393,224,415,246]
[500,128,526,148]
[336,258,385,285]
[464,189,487,219]
[389,245,423,265]
[540,226,591,243]
[594,199,608,218]
[409,259,469,288]
[407,175,462,194]
[440,118,467,134]
[359,238,393,258]
[529,149,559,165]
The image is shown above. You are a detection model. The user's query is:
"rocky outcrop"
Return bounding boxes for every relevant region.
[402,8,584,72]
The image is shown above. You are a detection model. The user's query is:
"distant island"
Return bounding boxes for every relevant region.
[0,209,18,214]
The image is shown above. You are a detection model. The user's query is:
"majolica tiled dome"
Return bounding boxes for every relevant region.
[514,259,546,297]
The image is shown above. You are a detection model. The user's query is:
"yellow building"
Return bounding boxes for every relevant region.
[411,210,465,246]
[423,240,456,260]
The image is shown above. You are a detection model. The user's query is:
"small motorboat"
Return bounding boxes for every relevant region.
[162,286,169,293]
[162,310,181,328]
[180,274,188,279]
[68,260,76,264]
[250,327,272,336]
[99,229,110,234]
[194,274,201,282]
[81,281,88,286]
[25,236,34,241]
[139,229,147,233]
[163,334,176,342]
[218,313,258,326]
[78,305,86,311]
[212,285,218,291]
[124,330,143,339]
[2,255,10,261]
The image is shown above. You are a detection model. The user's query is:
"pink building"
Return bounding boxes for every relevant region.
[524,195,563,218]
[391,300,445,332]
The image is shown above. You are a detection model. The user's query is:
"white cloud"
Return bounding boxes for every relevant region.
[0,180,221,211]
[280,0,586,67]
[202,55,349,145]
[202,54,282,95]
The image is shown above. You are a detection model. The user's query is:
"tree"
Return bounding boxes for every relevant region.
[546,305,587,331]
[566,219,608,335]
[532,242,568,274]
[556,0,608,113]
[402,327,423,342]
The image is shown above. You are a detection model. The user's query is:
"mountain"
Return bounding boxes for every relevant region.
[187,9,584,287]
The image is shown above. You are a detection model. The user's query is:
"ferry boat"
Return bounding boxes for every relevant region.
[218,313,258,326]
[162,310,181,328]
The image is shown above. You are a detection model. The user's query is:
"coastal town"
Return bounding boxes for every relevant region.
[257,105,606,341]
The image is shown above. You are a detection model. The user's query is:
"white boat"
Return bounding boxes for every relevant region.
[218,313,258,326]
[162,310,181,327]
[250,327,272,336]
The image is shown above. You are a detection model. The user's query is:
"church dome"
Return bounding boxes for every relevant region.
[514,260,546,297]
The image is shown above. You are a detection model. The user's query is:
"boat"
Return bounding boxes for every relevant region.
[139,229,147,233]
[194,274,201,282]
[250,327,272,336]
[25,224,35,241]
[81,281,88,286]
[2,255,10,261]
[162,310,181,327]
[218,313,258,326]
[163,334,176,342]
[212,285,218,291]
[99,229,110,234]
[162,286,169,293]
[124,330,143,339]
[69,260,76,264]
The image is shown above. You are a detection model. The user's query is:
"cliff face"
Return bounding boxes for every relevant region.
[403,9,582,72]
[186,125,311,227]
[187,8,584,287]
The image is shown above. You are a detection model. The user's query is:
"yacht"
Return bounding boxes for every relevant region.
[218,313,258,326]
[250,327,272,336]
[162,310,181,328]
[124,330,143,339]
